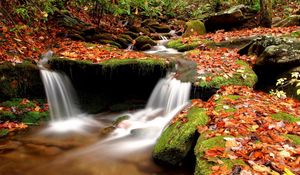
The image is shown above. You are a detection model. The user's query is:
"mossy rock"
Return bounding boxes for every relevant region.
[284,134,300,145]
[123,31,139,39]
[0,63,44,99]
[119,34,133,42]
[194,133,247,175]
[99,40,122,48]
[151,24,171,33]
[271,112,300,123]
[135,36,157,51]
[166,39,200,52]
[183,20,206,37]
[195,60,257,88]
[153,107,209,166]
[93,33,116,41]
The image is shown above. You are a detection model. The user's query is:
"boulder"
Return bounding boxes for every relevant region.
[239,36,300,99]
[239,36,300,68]
[134,36,156,51]
[274,15,300,27]
[204,5,257,32]
[152,107,209,166]
[182,20,206,37]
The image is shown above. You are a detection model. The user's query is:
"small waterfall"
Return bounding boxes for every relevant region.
[126,44,134,51]
[40,70,80,120]
[39,51,100,133]
[145,35,179,55]
[97,73,191,154]
[159,35,168,41]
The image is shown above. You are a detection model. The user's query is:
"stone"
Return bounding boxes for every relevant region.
[204,5,257,32]
[182,20,206,37]
[152,107,209,166]
[134,36,156,51]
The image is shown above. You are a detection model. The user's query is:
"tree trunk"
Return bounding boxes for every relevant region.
[260,0,272,27]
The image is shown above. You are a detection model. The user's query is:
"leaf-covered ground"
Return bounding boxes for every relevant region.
[0,98,49,137]
[52,40,163,63]
[186,47,257,88]
[190,86,300,175]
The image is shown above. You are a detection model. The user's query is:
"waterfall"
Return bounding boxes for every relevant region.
[97,73,191,154]
[39,51,100,133]
[40,70,80,121]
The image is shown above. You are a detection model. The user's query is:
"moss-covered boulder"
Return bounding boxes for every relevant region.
[135,36,157,51]
[166,39,200,52]
[182,20,206,37]
[0,63,44,99]
[194,134,247,175]
[153,106,209,166]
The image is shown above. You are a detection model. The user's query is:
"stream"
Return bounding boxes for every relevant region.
[0,41,196,175]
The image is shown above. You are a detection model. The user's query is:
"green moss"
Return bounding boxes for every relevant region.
[214,95,240,112]
[167,39,200,52]
[153,107,209,165]
[183,20,206,37]
[0,98,49,124]
[100,58,166,68]
[196,60,257,88]
[194,134,246,175]
[22,111,49,124]
[271,112,300,123]
[0,62,43,98]
[0,111,17,121]
[0,129,9,137]
[112,115,130,125]
[284,134,300,145]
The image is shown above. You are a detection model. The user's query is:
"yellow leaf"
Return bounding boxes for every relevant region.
[283,168,295,175]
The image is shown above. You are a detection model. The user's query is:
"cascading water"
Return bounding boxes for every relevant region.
[145,36,179,55]
[39,51,100,133]
[40,70,80,120]
[86,73,191,155]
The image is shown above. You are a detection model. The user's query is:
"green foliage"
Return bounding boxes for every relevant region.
[0,129,9,137]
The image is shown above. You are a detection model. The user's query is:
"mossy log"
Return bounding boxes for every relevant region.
[152,107,209,166]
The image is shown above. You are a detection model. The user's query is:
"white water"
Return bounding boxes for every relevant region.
[39,51,100,133]
[89,73,191,155]
[145,37,179,55]
[40,70,81,120]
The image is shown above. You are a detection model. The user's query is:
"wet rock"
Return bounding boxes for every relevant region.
[182,20,206,37]
[153,107,209,166]
[135,36,157,51]
[274,15,300,27]
[99,126,116,136]
[204,5,257,32]
[25,143,62,156]
[0,141,21,153]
